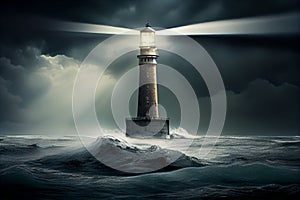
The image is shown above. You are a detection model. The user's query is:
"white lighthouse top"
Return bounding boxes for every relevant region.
[140,23,156,47]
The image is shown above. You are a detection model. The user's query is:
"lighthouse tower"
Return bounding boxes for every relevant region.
[137,23,159,118]
[125,24,169,138]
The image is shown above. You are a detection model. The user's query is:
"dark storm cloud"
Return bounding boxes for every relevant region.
[194,78,300,135]
[0,75,22,122]
[2,0,300,29]
[0,46,52,98]
[0,44,80,134]
[196,36,300,92]
[224,79,300,134]
[0,46,49,122]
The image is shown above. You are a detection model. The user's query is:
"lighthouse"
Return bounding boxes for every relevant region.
[125,24,170,138]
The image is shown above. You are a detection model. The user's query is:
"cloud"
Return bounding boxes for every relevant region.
[224,79,300,134]
[195,79,300,135]
[0,76,22,122]
[195,36,300,93]
[2,0,300,31]
[0,54,51,113]
[0,46,81,134]
[0,45,124,134]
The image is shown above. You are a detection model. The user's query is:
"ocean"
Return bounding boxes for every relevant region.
[0,132,299,199]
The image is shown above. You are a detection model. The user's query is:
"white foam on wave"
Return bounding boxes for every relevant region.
[170,127,200,139]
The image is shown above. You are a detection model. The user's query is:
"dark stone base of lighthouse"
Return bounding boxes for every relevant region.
[126,118,169,139]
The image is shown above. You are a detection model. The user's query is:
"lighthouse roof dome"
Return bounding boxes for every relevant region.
[141,23,155,32]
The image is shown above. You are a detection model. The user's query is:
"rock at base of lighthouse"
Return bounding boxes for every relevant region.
[125,118,169,139]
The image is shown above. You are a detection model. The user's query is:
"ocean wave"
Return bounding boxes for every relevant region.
[3,163,299,185]
[0,165,41,186]
[27,135,300,175]
[0,143,41,155]
[0,163,299,200]
[4,135,76,140]
[131,163,300,185]
[272,140,300,146]
[89,136,208,173]
[31,136,205,175]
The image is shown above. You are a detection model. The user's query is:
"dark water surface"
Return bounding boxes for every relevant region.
[0,134,299,199]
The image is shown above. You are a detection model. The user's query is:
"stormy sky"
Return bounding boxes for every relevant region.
[0,0,299,135]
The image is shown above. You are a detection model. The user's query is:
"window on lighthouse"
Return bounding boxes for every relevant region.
[140,31,155,47]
